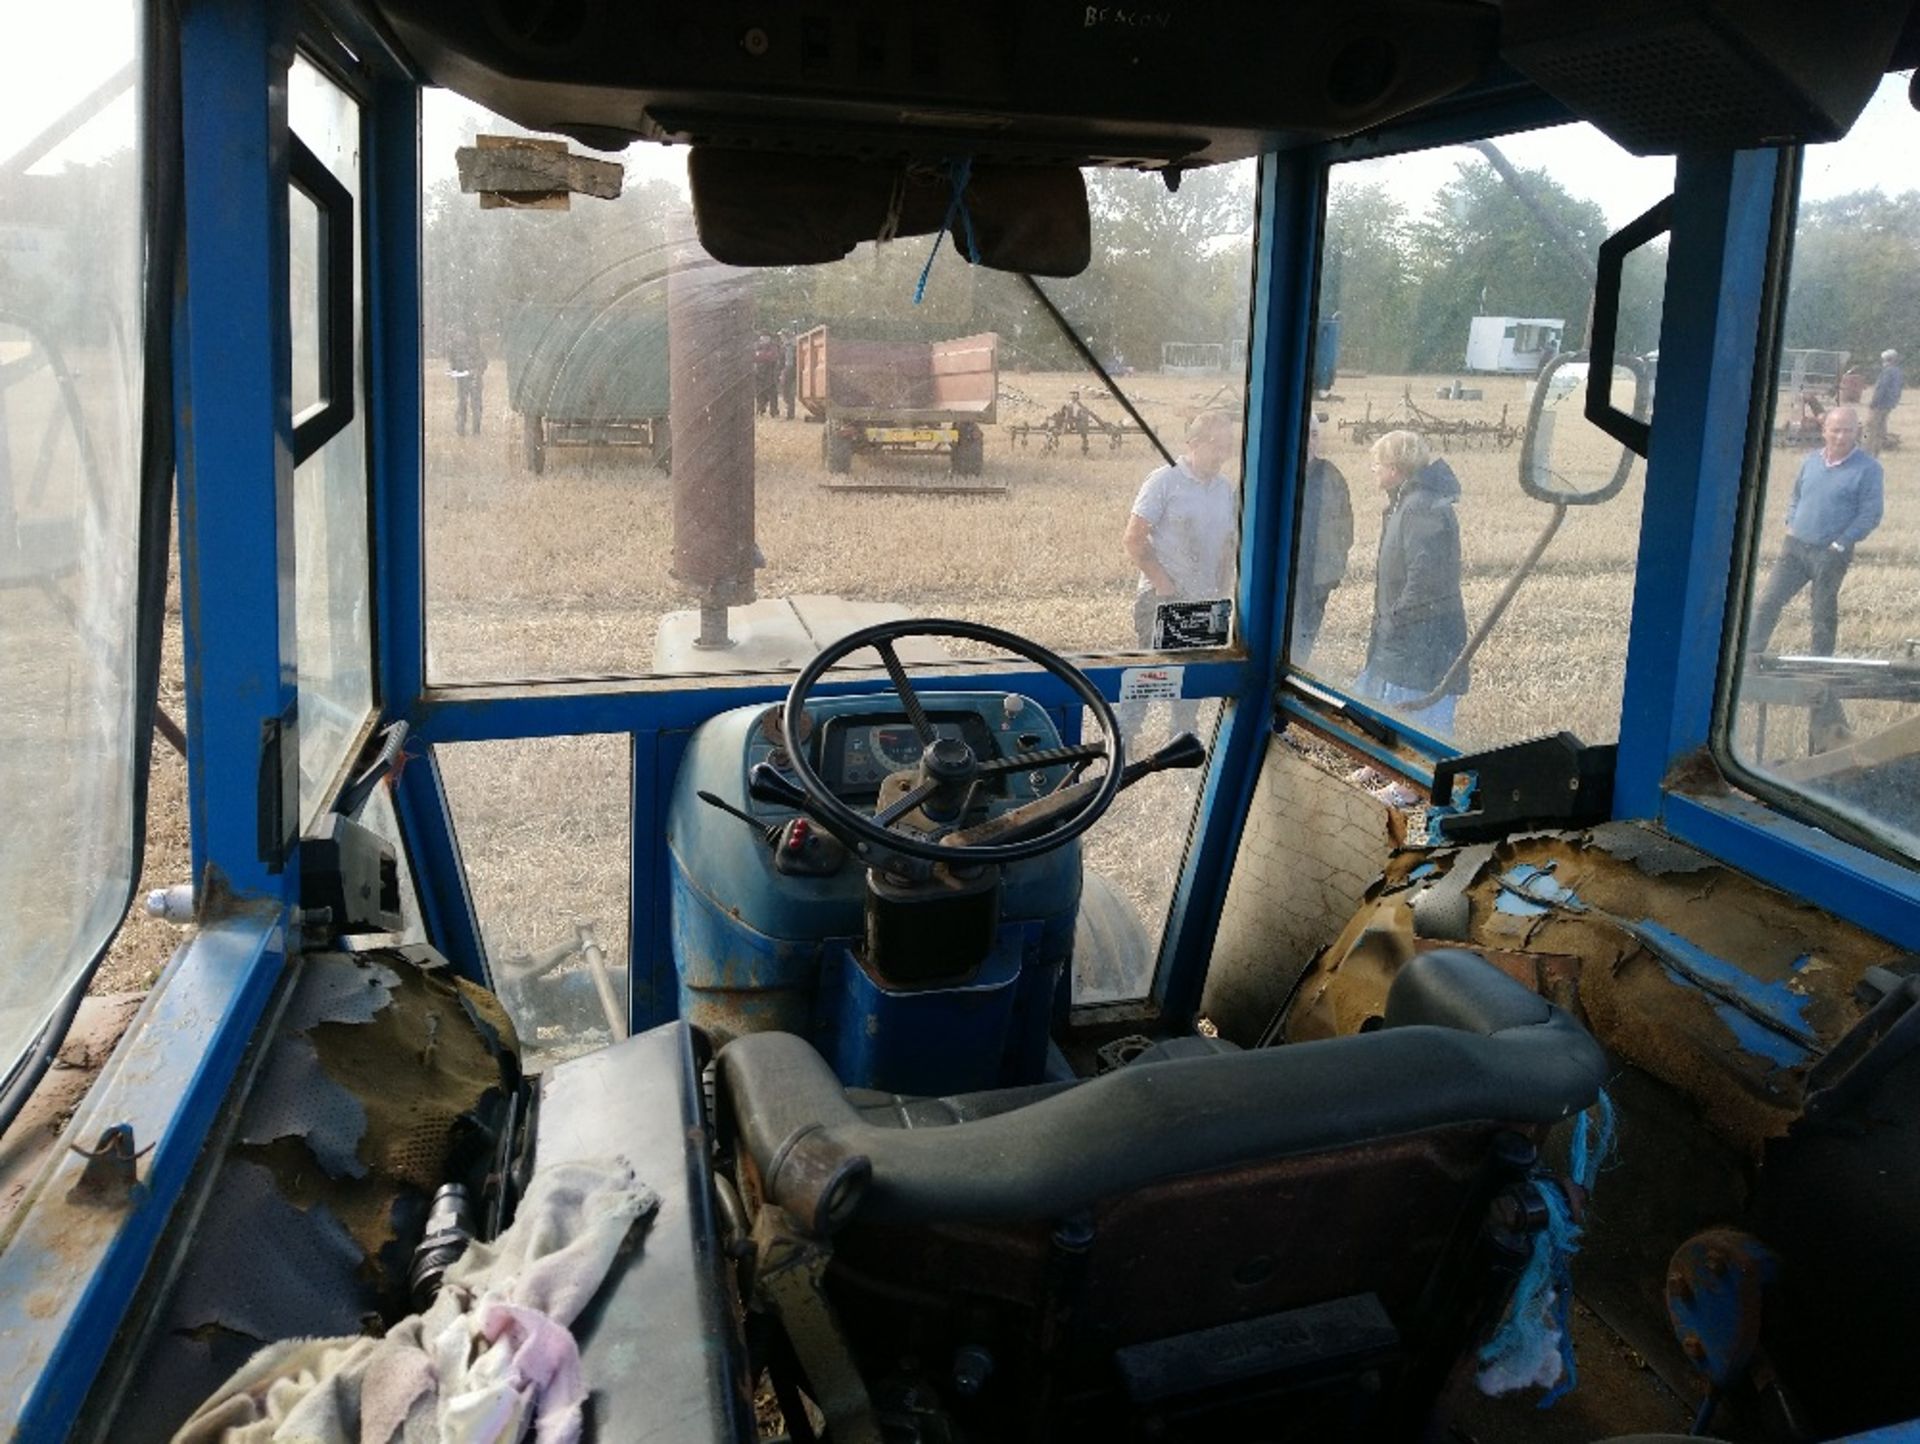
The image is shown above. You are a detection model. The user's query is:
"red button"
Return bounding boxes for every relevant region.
[787,819,810,852]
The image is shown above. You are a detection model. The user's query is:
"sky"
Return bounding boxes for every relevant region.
[1333,72,1917,228]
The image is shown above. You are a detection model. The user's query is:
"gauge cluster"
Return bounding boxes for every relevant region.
[824,714,999,796]
[742,694,1068,811]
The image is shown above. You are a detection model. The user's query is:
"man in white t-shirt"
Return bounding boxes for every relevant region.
[1119,409,1239,737]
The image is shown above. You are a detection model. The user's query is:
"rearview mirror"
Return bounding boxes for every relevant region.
[688,149,1091,277]
[1518,351,1648,506]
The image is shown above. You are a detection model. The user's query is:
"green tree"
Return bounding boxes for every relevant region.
[1405,158,1607,371]
[1782,188,1920,367]
[1320,181,1414,371]
[1040,163,1257,371]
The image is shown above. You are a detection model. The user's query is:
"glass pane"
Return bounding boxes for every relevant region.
[289,186,321,421]
[0,3,143,1077]
[437,735,631,1068]
[289,57,373,822]
[1725,72,1920,859]
[1296,124,1672,750]
[1077,698,1221,1004]
[422,91,1255,683]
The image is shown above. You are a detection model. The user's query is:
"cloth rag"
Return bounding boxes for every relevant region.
[171,1157,657,1444]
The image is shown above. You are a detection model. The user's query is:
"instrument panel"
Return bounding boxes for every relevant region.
[743,694,1066,810]
[823,712,1000,796]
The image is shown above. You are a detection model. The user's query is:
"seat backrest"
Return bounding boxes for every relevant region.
[719,948,1606,1231]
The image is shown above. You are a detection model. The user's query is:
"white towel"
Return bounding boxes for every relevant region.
[172,1157,658,1444]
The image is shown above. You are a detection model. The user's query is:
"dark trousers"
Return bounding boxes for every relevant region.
[1866,407,1892,456]
[455,375,483,436]
[1290,582,1338,666]
[1750,536,1851,656]
[754,368,777,416]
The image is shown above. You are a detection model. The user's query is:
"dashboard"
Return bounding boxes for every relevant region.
[740,692,1069,811]
[822,712,1002,797]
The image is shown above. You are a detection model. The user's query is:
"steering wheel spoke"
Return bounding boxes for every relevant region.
[872,776,942,829]
[875,639,937,746]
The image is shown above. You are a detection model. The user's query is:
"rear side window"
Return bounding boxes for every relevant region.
[1722,71,1920,863]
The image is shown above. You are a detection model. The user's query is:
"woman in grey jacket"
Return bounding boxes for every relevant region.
[1355,429,1469,735]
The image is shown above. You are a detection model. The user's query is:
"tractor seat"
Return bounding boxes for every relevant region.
[719,948,1606,1230]
[717,949,1606,1430]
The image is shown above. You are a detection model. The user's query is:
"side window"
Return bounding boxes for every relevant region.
[0,3,146,1079]
[289,56,373,823]
[1723,71,1919,861]
[1296,125,1672,750]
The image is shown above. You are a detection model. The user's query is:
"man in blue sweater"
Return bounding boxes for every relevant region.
[1749,406,1884,659]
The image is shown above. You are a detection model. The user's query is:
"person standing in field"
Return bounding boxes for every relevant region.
[448,327,488,437]
[1291,412,1353,665]
[1867,348,1903,455]
[1749,405,1883,658]
[776,329,798,420]
[752,333,779,417]
[1354,429,1468,736]
[1120,408,1240,738]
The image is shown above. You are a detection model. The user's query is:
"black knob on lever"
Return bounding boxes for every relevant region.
[748,764,867,856]
[1119,731,1207,786]
[747,762,811,811]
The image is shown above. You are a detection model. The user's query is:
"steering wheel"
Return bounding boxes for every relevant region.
[778,618,1126,866]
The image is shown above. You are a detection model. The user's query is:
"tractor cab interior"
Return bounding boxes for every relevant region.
[5,3,1920,1443]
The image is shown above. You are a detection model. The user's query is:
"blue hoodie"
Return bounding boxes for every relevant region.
[1365,458,1469,695]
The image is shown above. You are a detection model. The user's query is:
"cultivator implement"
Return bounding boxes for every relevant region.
[1006,388,1150,455]
[1340,386,1520,451]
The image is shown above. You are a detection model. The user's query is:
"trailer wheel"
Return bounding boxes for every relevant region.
[951,422,984,476]
[522,413,546,475]
[826,427,854,474]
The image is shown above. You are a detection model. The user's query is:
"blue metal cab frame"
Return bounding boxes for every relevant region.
[6,1,1920,1438]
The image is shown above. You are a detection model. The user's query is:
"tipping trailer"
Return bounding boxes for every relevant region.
[795,325,999,489]
[506,296,672,475]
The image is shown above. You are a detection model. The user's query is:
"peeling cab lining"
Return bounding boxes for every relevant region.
[96,949,522,1444]
[1284,821,1900,1155]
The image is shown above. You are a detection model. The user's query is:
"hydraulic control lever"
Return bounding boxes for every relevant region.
[1121,730,1207,784]
[944,731,1207,850]
[747,764,867,856]
[696,790,781,845]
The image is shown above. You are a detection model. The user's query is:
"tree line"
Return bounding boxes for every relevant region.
[1323,157,1920,379]
[423,152,1257,378]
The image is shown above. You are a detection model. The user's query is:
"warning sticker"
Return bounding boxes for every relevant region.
[1151,598,1232,650]
[1119,666,1185,702]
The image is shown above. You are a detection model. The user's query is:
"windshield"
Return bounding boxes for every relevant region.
[0,5,145,1079]
[421,93,1256,684]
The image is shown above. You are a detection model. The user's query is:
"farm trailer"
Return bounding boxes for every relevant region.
[795,325,998,490]
[506,297,671,475]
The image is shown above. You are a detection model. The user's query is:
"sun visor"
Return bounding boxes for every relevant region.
[689,151,1090,276]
